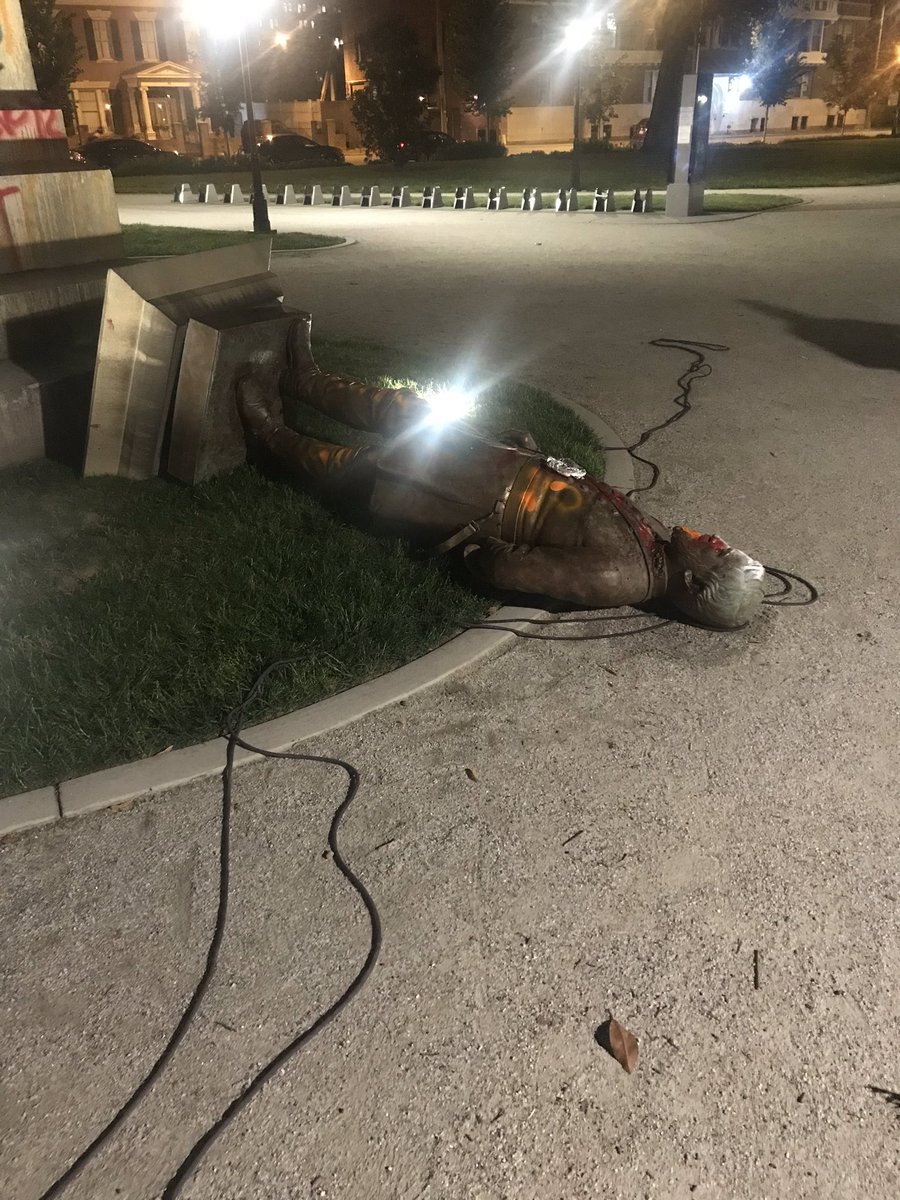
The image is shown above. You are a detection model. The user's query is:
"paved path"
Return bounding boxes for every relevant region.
[2,191,899,1200]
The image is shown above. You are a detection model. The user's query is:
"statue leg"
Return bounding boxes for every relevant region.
[284,313,431,436]
[237,370,375,499]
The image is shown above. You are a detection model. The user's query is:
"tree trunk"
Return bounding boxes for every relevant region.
[763,106,769,142]
[641,0,701,163]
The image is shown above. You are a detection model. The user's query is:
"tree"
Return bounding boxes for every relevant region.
[448,0,516,139]
[825,28,881,132]
[351,17,439,161]
[746,17,808,141]
[583,58,624,140]
[193,35,243,156]
[642,0,778,160]
[21,0,80,128]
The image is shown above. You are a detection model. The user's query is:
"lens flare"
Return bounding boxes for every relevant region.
[421,385,474,426]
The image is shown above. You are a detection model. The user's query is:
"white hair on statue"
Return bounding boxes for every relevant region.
[691,548,765,629]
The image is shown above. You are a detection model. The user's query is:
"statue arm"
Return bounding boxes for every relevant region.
[463,538,652,608]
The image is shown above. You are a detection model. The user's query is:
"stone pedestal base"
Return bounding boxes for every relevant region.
[0,169,123,274]
[168,308,297,485]
[0,362,43,468]
[0,261,113,468]
[665,181,706,218]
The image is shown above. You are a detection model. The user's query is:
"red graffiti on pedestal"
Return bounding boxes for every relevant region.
[0,108,66,140]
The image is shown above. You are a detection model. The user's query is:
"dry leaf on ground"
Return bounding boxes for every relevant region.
[597,1016,639,1073]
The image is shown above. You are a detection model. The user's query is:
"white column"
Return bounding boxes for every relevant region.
[138,86,156,139]
[96,89,109,133]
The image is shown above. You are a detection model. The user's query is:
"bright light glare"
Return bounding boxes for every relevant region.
[561,12,603,51]
[734,73,752,93]
[274,32,288,50]
[422,385,474,426]
[182,0,274,37]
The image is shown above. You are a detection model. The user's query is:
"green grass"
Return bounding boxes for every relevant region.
[123,223,344,256]
[0,338,605,798]
[113,137,900,196]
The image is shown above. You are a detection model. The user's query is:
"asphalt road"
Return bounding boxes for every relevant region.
[2,188,899,1200]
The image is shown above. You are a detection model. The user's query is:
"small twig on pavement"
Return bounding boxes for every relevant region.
[753,948,761,990]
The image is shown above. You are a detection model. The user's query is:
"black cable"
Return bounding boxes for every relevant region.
[623,338,729,497]
[763,565,819,606]
[38,660,380,1200]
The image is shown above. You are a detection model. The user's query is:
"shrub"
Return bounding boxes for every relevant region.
[432,140,508,160]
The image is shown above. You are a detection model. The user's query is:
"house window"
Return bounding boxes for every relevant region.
[93,19,113,58]
[137,20,159,60]
[84,13,123,61]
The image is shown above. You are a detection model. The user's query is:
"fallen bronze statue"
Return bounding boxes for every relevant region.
[236,314,765,629]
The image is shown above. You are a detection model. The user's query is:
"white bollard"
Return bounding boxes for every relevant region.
[224,184,244,205]
[360,184,381,208]
[487,186,509,211]
[391,185,412,208]
[630,187,644,213]
[453,186,475,210]
[422,185,443,208]
[198,183,220,204]
[173,183,191,203]
[643,188,655,213]
[332,184,352,206]
[566,188,579,212]
[276,184,297,205]
[604,188,617,212]
[303,184,325,206]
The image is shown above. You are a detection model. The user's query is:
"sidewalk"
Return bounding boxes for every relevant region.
[2,193,898,1200]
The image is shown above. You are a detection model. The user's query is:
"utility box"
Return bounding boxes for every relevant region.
[665,72,713,218]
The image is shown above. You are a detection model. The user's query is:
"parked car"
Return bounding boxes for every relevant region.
[79,136,184,168]
[255,134,345,165]
[394,129,458,162]
[629,118,649,150]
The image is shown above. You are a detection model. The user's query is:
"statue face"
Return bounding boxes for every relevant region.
[666,527,765,629]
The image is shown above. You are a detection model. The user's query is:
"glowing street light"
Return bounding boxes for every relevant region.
[562,12,604,52]
[274,32,289,50]
[560,9,606,190]
[182,1,273,234]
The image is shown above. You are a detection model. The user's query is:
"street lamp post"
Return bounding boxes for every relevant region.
[184,2,272,234]
[571,46,584,189]
[237,29,272,234]
[561,11,605,192]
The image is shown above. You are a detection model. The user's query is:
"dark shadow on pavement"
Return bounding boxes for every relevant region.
[868,1085,900,1119]
[747,302,900,371]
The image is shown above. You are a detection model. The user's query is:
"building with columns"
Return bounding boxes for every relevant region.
[57,1,203,150]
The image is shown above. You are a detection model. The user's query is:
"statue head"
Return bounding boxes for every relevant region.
[665,527,765,629]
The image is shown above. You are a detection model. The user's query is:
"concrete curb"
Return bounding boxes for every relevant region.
[0,407,633,837]
[125,238,355,262]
